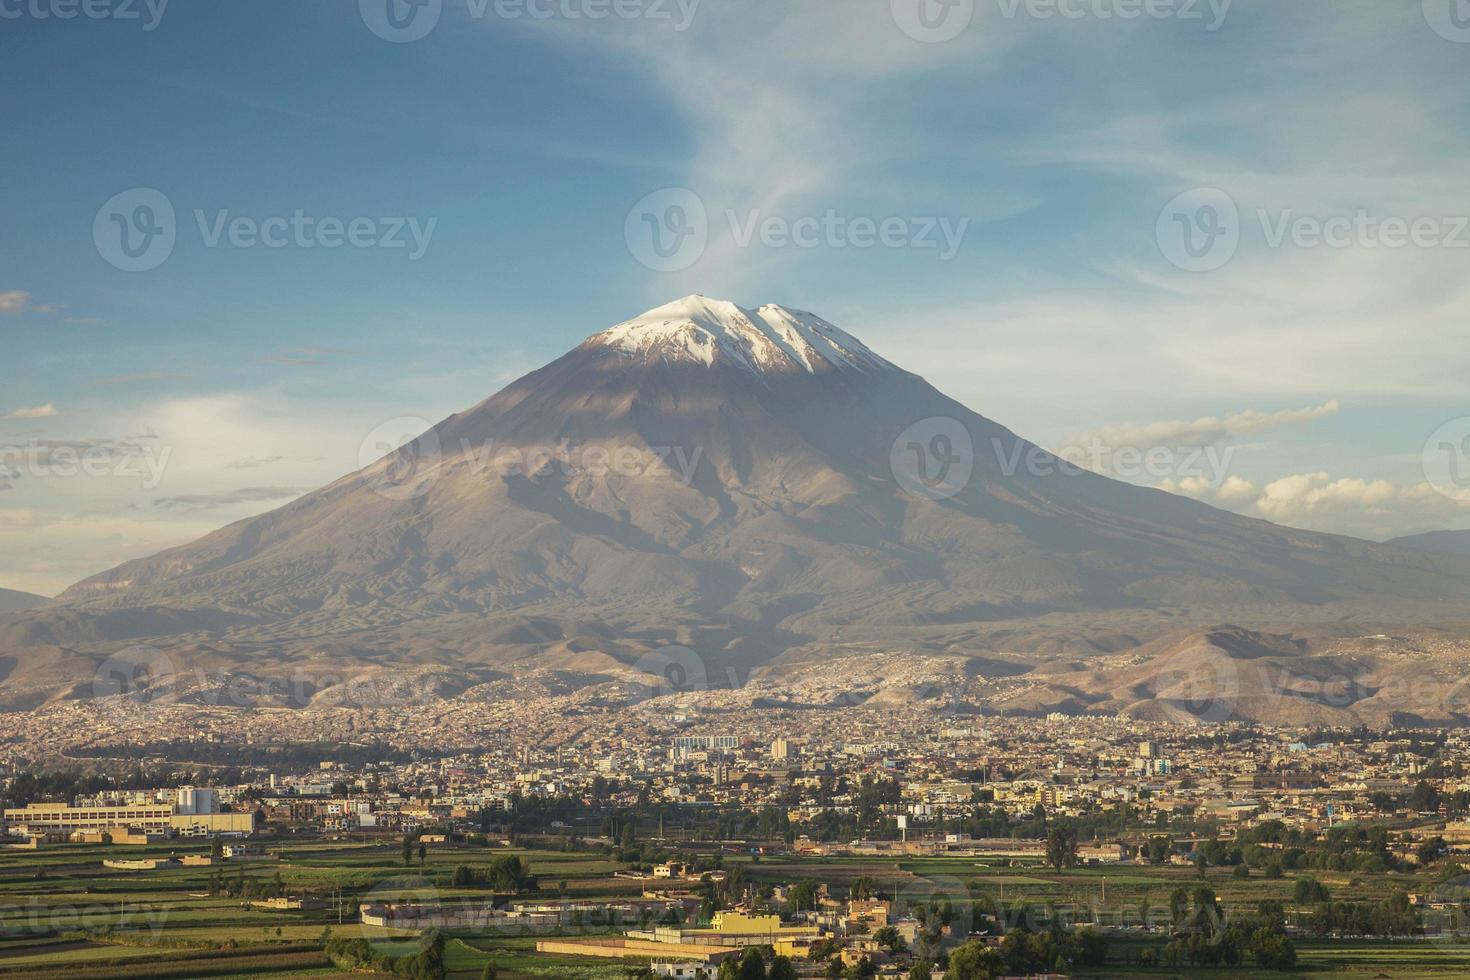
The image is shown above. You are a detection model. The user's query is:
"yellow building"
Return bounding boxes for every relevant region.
[639,911,822,949]
[3,802,253,836]
[536,938,739,964]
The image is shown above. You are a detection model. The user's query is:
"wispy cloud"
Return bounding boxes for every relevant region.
[1076,400,1340,450]
[0,404,58,422]
[223,455,286,470]
[259,346,358,367]
[153,486,308,511]
[0,289,103,324]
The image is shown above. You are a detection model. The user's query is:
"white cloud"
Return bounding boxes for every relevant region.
[1076,400,1339,451]
[0,392,388,593]
[0,290,31,314]
[0,404,58,422]
[1161,471,1470,541]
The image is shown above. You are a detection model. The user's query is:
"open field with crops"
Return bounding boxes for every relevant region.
[4,838,1470,977]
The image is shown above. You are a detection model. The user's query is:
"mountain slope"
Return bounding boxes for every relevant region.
[0,589,49,613]
[4,295,1470,707]
[1390,529,1470,557]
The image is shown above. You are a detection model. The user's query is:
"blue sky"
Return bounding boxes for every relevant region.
[3,0,1469,594]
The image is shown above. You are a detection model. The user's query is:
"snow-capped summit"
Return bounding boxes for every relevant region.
[586,295,893,375]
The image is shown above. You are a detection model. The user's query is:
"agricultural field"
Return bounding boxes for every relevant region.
[3,838,1470,977]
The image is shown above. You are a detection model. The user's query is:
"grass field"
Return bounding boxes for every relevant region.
[4,837,1468,977]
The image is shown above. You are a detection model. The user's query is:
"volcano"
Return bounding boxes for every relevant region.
[3,295,1468,707]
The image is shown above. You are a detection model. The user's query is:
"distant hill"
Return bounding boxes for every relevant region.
[0,589,50,613]
[1390,530,1470,557]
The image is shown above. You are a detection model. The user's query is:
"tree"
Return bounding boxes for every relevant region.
[1252,932,1297,970]
[481,964,498,980]
[1293,877,1330,904]
[873,926,906,953]
[402,834,414,867]
[768,956,797,980]
[418,841,428,868]
[907,961,932,980]
[789,879,821,911]
[1417,835,1448,866]
[736,946,766,980]
[946,940,1005,980]
[1045,823,1078,872]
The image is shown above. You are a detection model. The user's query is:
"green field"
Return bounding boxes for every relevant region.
[3,838,1468,977]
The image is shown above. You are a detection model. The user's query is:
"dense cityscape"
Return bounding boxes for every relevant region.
[7,705,1470,977]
